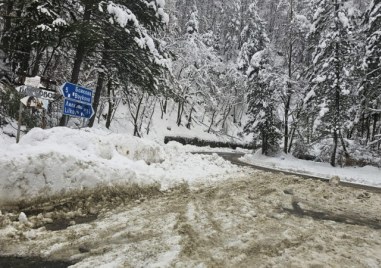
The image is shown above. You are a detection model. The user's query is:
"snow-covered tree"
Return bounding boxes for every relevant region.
[245,49,283,155]
[0,0,71,78]
[237,1,269,73]
[186,5,199,35]
[361,0,381,143]
[306,0,357,166]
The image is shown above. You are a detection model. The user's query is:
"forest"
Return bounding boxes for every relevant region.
[0,0,380,167]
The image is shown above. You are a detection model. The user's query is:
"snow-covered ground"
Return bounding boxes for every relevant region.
[0,127,241,206]
[241,150,381,187]
[1,126,381,267]
[1,169,381,267]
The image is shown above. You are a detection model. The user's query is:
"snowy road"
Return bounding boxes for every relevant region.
[215,152,381,193]
[1,165,381,267]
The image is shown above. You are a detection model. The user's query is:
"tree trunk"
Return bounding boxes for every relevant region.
[284,95,291,154]
[366,116,371,144]
[372,112,378,141]
[331,128,338,167]
[221,105,232,130]
[88,39,110,127]
[105,79,113,129]
[133,94,145,137]
[233,106,237,124]
[70,2,92,84]
[177,101,183,126]
[208,110,216,133]
[160,98,167,119]
[2,0,13,53]
[186,105,194,129]
[31,49,43,77]
[42,36,62,76]
[284,0,293,154]
[331,0,341,167]
[60,2,93,126]
[146,99,157,135]
[339,130,349,158]
[262,130,268,155]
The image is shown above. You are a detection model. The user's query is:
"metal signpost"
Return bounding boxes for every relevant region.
[59,82,94,120]
[16,96,45,143]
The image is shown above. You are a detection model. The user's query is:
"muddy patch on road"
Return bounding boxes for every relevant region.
[0,256,74,268]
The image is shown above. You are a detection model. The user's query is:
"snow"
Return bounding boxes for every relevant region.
[107,3,138,28]
[314,75,326,83]
[156,0,165,8]
[18,212,28,224]
[37,6,51,17]
[52,18,67,26]
[241,150,381,187]
[157,7,169,24]
[1,169,381,267]
[101,98,250,145]
[0,127,240,205]
[36,25,52,32]
[338,11,349,28]
[249,50,265,68]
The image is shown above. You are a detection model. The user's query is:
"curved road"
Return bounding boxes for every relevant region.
[195,152,381,194]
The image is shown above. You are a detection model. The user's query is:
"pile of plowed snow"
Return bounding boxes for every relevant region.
[0,128,239,205]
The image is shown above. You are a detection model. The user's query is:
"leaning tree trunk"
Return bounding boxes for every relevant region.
[208,110,217,133]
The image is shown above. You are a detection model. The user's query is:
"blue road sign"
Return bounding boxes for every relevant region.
[60,82,93,105]
[63,99,94,119]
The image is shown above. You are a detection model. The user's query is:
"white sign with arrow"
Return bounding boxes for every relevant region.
[16,85,57,101]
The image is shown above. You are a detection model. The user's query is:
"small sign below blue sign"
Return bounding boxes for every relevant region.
[63,99,94,119]
[60,82,93,105]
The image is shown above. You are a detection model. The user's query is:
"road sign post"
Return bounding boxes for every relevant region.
[59,82,94,122]
[62,99,94,119]
[59,82,93,105]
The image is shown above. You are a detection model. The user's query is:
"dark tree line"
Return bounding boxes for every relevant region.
[0,0,170,127]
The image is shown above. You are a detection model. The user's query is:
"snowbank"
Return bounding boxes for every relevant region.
[0,128,239,205]
[0,122,18,145]
[241,150,381,187]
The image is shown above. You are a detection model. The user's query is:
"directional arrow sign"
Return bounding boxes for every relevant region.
[16,85,57,101]
[63,99,94,119]
[60,82,93,105]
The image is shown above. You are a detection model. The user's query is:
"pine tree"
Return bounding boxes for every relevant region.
[237,1,281,155]
[361,0,381,144]
[0,0,70,78]
[244,49,283,155]
[186,5,199,35]
[88,0,171,127]
[237,2,269,73]
[307,0,356,166]
[223,1,241,60]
